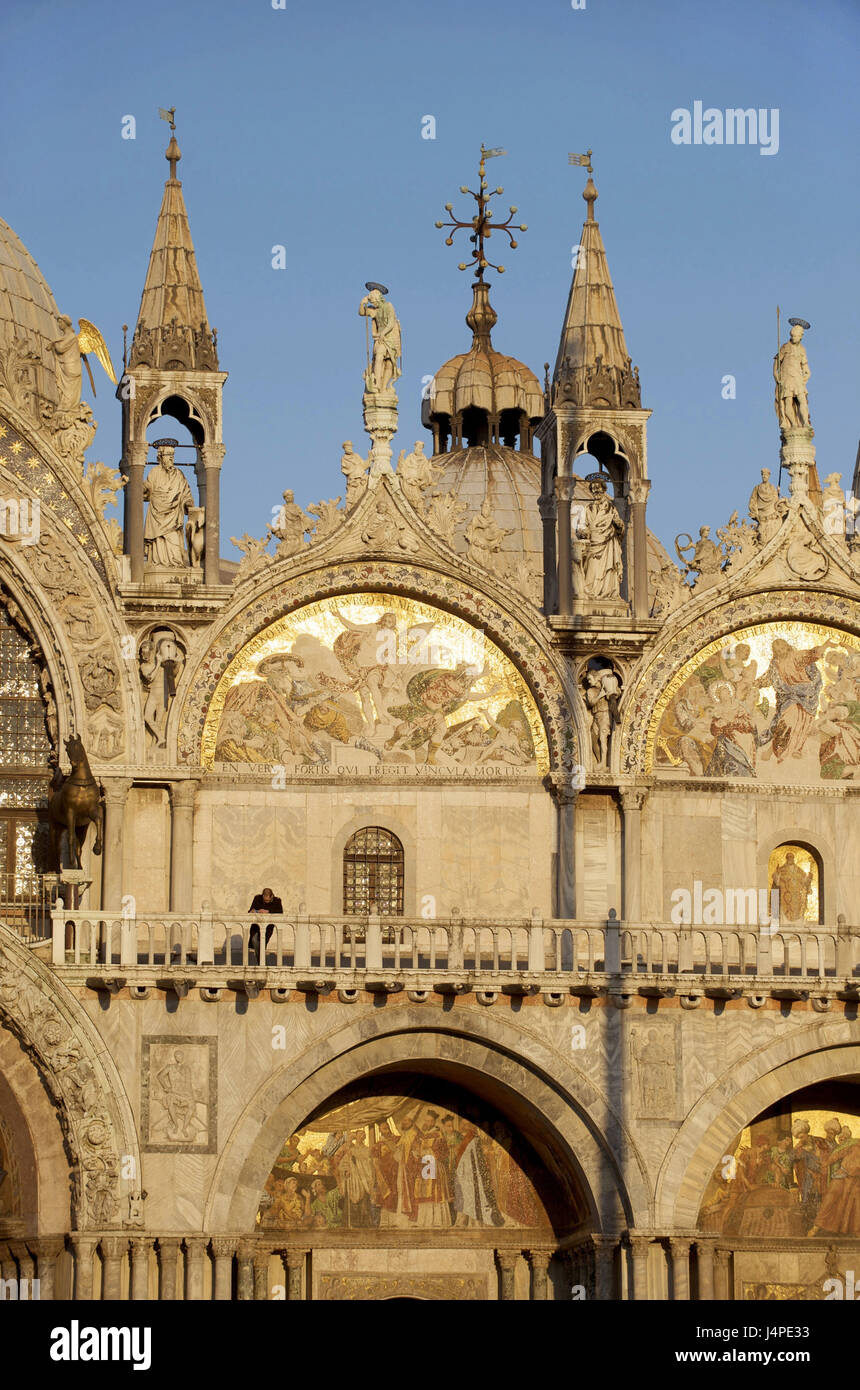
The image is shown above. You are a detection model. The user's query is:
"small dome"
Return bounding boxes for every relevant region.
[0,217,64,411]
[433,443,543,571]
[424,281,544,453]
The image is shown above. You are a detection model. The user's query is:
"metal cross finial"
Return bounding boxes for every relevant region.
[434,144,528,281]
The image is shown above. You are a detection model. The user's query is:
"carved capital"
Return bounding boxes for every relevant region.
[201,444,226,471]
[100,1235,129,1260]
[626,1234,652,1260]
[101,776,133,807]
[211,1237,237,1260]
[554,476,576,505]
[545,767,583,806]
[157,1237,181,1258]
[620,787,648,814]
[668,1238,692,1259]
[169,779,200,812]
[236,1237,256,1263]
[538,494,557,523]
[525,1248,553,1271]
[628,480,651,506]
[714,1247,732,1268]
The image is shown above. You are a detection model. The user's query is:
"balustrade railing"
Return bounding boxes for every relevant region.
[0,873,60,943]
[48,911,860,981]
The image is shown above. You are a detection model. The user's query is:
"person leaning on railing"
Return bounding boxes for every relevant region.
[248,887,284,963]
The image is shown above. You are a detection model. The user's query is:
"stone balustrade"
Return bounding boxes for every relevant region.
[48,910,860,999]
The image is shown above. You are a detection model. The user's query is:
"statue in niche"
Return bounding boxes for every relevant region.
[575,477,625,600]
[583,664,622,767]
[465,497,512,572]
[341,442,369,508]
[140,627,185,748]
[748,468,786,545]
[143,444,194,567]
[774,320,811,430]
[771,851,813,923]
[358,286,402,395]
[396,441,443,514]
[269,489,310,557]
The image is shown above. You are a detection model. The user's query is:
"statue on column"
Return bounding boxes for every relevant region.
[359,286,402,395]
[143,443,194,567]
[774,319,811,430]
[575,477,625,600]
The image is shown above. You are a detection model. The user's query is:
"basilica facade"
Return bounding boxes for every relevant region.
[0,129,858,1302]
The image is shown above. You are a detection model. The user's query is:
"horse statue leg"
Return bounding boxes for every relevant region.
[92,800,103,856]
[66,806,81,870]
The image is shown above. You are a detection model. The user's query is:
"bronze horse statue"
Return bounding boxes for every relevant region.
[48,734,103,870]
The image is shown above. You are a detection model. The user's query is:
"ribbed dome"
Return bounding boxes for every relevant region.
[0,217,64,409]
[433,443,543,569]
[429,280,543,423]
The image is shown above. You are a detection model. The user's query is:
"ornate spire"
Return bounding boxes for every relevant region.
[552,159,641,411]
[128,117,218,371]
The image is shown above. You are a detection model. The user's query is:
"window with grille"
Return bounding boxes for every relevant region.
[0,607,52,898]
[343,826,404,916]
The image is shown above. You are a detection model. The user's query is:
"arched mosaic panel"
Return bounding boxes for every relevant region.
[201,592,549,777]
[646,620,860,783]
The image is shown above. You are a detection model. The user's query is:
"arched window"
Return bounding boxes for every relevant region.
[0,606,52,920]
[767,843,822,925]
[343,827,404,916]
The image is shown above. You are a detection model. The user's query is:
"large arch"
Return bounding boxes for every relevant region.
[657,1019,860,1228]
[0,926,140,1231]
[204,1006,650,1235]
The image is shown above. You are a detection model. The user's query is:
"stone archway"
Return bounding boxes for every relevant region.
[205,1008,648,1236]
[0,926,139,1231]
[657,1022,860,1229]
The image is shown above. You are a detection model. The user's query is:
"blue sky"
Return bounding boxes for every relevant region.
[2,0,858,558]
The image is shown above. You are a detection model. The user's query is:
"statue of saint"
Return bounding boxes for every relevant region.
[358,288,402,394]
[51,315,83,411]
[143,445,194,567]
[771,851,812,923]
[465,497,512,572]
[748,468,784,545]
[575,478,625,599]
[270,489,310,555]
[397,441,443,513]
[774,322,811,430]
[340,442,369,507]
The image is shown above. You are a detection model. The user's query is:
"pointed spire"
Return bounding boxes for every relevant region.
[128,127,218,371]
[552,176,641,410]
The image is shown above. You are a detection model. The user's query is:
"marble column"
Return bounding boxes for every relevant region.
[70,1234,97,1301]
[101,778,132,912]
[629,480,651,619]
[714,1247,732,1300]
[0,1243,16,1290]
[169,780,199,913]
[548,771,579,920]
[592,1236,616,1301]
[555,477,574,616]
[100,1236,128,1301]
[10,1241,35,1298]
[496,1251,518,1301]
[32,1236,65,1301]
[526,1248,552,1300]
[157,1237,181,1300]
[253,1247,270,1301]
[620,789,647,923]
[211,1238,236,1301]
[130,1237,151,1301]
[669,1238,691,1301]
[696,1239,716,1301]
[201,444,224,588]
[284,1248,307,1301]
[126,451,146,584]
[628,1235,651,1300]
[236,1238,255,1301]
[185,1236,208,1300]
[539,493,558,613]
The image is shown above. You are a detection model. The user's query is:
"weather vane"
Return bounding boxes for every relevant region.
[569,149,593,174]
[158,106,177,131]
[435,144,528,280]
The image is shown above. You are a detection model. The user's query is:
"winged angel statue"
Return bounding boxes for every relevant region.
[52,315,116,411]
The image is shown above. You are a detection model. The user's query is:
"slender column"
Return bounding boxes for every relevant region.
[10,1241,35,1297]
[185,1236,208,1300]
[130,1237,151,1301]
[253,1247,270,1300]
[555,477,574,615]
[211,1238,236,1301]
[126,448,146,583]
[101,778,132,912]
[157,1237,181,1300]
[0,1243,16,1288]
[627,1235,651,1300]
[526,1248,552,1300]
[669,1238,691,1301]
[496,1251,518,1301]
[592,1236,616,1301]
[630,481,651,619]
[169,781,199,913]
[539,494,557,613]
[70,1234,97,1301]
[236,1238,255,1301]
[696,1238,716,1301]
[714,1247,732,1300]
[284,1248,307,1301]
[32,1236,65,1301]
[202,444,224,588]
[100,1235,127,1301]
[620,789,647,923]
[548,772,578,920]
